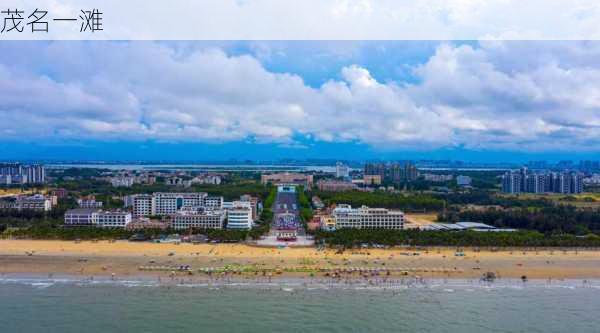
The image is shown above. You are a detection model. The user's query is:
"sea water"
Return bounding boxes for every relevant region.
[1,277,599,332]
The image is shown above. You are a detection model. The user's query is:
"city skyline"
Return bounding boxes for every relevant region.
[2,41,600,162]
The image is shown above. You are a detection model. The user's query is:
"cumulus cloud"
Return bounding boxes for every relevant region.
[0,41,599,152]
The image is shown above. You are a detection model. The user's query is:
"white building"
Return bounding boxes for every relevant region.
[456,175,472,186]
[332,204,405,230]
[111,177,134,187]
[191,174,222,185]
[0,194,54,211]
[172,209,226,230]
[153,192,207,215]
[24,165,45,184]
[226,201,253,230]
[133,194,154,217]
[19,195,54,211]
[123,195,136,208]
[64,208,97,226]
[335,162,350,178]
[77,198,103,208]
[422,174,453,182]
[132,192,209,217]
[584,174,600,185]
[203,196,224,209]
[64,209,132,228]
[95,211,132,228]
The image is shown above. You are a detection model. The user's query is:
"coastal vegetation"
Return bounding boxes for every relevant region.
[297,186,313,222]
[314,229,600,248]
[315,190,444,211]
[3,226,255,242]
[441,206,600,235]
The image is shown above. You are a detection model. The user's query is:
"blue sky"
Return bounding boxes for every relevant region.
[0,41,599,162]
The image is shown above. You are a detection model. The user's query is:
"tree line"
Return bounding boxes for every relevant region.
[315,190,445,211]
[442,205,600,235]
[314,229,600,248]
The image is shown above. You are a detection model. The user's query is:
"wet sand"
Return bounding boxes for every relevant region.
[1,240,600,280]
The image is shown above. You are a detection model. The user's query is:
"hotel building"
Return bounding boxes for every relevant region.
[110,177,135,188]
[64,209,132,228]
[331,204,405,230]
[203,196,224,209]
[226,201,253,230]
[171,209,226,230]
[133,192,208,217]
[153,192,207,215]
[0,194,54,211]
[64,208,97,226]
[95,211,132,228]
[132,194,154,217]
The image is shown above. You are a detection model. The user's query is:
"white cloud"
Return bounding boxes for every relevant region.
[0,41,600,152]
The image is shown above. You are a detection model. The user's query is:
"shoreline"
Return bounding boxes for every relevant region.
[2,240,600,281]
[2,272,599,291]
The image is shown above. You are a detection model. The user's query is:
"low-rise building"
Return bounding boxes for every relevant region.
[133,192,208,217]
[320,215,337,231]
[126,218,170,230]
[422,174,454,182]
[20,195,55,211]
[111,177,134,187]
[133,194,154,217]
[0,194,54,211]
[363,175,382,186]
[317,180,357,192]
[64,209,132,228]
[331,204,404,230]
[456,175,472,186]
[153,192,207,215]
[172,209,226,230]
[226,201,253,230]
[239,194,260,220]
[77,198,103,208]
[64,208,97,226]
[51,188,68,199]
[261,172,313,187]
[95,211,132,228]
[0,174,12,185]
[312,196,325,209]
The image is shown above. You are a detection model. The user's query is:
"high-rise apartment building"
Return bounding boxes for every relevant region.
[364,162,418,184]
[335,162,350,178]
[0,163,45,184]
[502,170,584,194]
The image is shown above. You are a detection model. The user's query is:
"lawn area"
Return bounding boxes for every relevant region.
[405,213,439,229]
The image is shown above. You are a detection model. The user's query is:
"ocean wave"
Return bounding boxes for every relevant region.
[1,275,600,292]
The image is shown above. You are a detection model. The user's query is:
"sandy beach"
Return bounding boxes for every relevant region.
[1,240,600,281]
